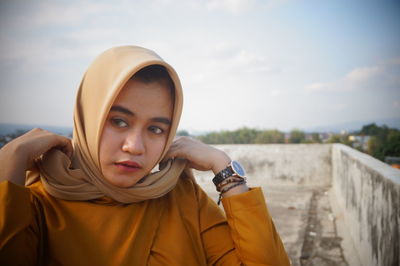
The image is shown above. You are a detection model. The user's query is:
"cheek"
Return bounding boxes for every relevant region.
[147,137,168,161]
[99,128,117,164]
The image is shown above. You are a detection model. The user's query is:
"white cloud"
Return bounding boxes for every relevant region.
[329,103,347,112]
[269,88,281,97]
[206,0,257,14]
[28,1,113,27]
[0,1,113,31]
[304,59,400,93]
[230,50,273,73]
[304,82,329,93]
[344,66,381,83]
[204,0,288,14]
[177,41,278,92]
[214,47,275,74]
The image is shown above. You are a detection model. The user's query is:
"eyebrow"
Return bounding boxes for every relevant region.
[110,105,172,125]
[110,105,134,116]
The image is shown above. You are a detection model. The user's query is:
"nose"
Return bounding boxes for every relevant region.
[122,131,145,155]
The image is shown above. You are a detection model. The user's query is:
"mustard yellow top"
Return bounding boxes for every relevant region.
[0,176,290,265]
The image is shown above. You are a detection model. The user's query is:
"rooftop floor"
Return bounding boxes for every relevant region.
[204,184,348,266]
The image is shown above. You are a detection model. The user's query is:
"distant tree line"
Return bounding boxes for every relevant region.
[196,128,285,144]
[178,127,320,144]
[321,123,400,160]
[1,124,398,163]
[177,123,400,162]
[359,123,400,161]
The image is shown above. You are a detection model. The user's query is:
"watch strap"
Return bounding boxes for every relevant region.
[212,165,234,186]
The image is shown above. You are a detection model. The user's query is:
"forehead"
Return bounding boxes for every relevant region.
[111,79,173,117]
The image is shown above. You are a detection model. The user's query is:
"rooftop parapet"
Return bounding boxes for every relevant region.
[195,144,400,266]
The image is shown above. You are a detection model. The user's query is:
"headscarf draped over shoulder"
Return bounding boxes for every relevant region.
[27,46,187,203]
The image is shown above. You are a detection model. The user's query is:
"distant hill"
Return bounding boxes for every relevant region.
[0,123,72,136]
[305,117,400,133]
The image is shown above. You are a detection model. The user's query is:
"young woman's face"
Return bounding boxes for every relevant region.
[99,78,173,188]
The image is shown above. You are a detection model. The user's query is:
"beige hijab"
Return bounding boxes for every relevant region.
[28,46,187,203]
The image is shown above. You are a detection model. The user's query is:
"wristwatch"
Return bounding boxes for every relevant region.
[212,160,246,186]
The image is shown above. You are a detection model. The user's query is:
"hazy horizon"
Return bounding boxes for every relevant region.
[1,116,399,136]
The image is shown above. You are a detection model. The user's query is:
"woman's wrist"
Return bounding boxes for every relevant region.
[210,150,231,175]
[217,183,249,205]
[211,156,249,204]
[221,183,249,197]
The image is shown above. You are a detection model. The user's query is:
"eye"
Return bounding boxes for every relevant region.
[149,126,164,134]
[111,118,128,128]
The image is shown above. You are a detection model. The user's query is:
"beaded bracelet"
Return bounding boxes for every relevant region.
[217,180,247,205]
[216,176,246,192]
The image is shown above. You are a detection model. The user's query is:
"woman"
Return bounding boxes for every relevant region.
[0,46,290,265]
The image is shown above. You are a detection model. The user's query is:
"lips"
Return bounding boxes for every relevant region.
[115,161,142,171]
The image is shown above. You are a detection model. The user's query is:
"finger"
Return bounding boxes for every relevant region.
[50,135,73,158]
[164,145,186,160]
[163,148,178,160]
[58,137,73,158]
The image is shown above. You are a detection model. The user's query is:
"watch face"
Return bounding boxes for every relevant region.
[231,160,245,177]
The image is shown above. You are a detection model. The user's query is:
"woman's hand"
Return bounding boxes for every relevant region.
[0,128,73,185]
[164,136,231,174]
[165,136,249,198]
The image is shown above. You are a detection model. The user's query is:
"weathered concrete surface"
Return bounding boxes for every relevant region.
[194,144,399,266]
[332,144,400,266]
[300,188,348,266]
[206,144,332,186]
[262,185,312,265]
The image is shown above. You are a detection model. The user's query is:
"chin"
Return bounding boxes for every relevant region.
[105,174,144,188]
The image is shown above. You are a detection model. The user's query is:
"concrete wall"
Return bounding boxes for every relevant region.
[332,144,400,266]
[194,144,332,187]
[194,143,400,265]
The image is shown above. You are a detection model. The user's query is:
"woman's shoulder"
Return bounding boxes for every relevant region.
[0,180,32,203]
[0,180,55,223]
[0,179,47,202]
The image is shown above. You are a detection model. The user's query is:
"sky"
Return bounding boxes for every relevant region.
[0,0,399,133]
